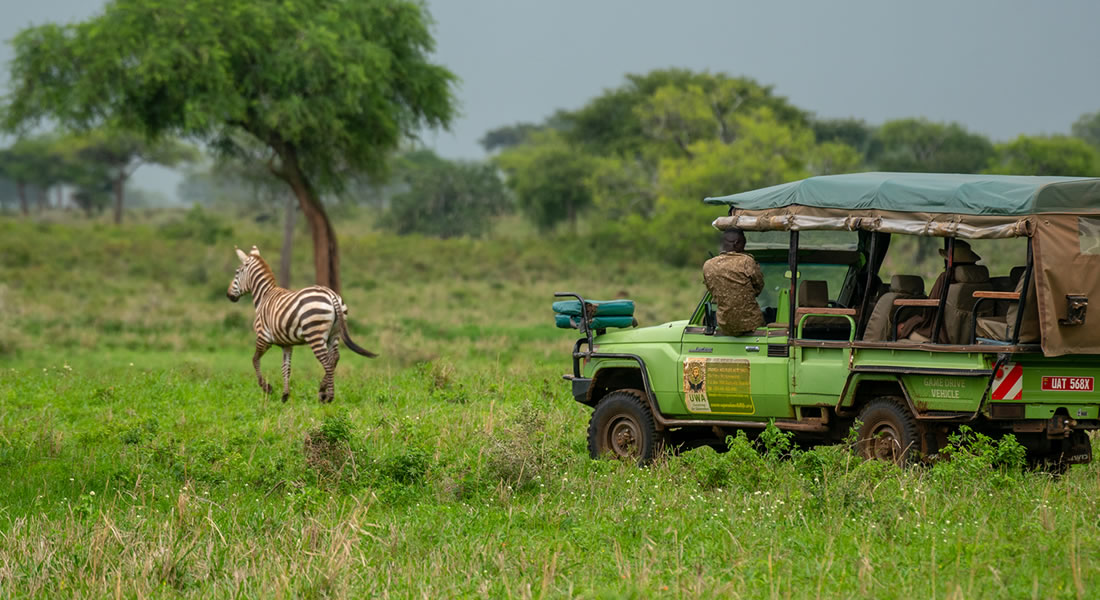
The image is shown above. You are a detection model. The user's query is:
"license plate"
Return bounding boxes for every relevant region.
[1041,376,1094,392]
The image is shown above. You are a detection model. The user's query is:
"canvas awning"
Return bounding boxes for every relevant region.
[707,172,1100,239]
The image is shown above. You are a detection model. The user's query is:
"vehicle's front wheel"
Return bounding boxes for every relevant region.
[856,398,920,465]
[588,391,664,465]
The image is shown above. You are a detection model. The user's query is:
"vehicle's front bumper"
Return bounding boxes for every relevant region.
[562,375,591,404]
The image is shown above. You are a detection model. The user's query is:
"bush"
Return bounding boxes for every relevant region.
[159,205,234,244]
[303,413,357,481]
[933,426,1027,477]
[380,155,512,238]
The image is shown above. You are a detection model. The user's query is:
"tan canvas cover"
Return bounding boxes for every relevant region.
[1033,215,1100,356]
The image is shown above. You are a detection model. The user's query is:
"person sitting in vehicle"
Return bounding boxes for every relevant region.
[703,228,765,336]
[897,240,982,343]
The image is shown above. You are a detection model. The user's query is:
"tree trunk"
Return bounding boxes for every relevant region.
[17,182,28,215]
[275,144,340,293]
[38,187,48,213]
[112,174,127,224]
[279,195,297,288]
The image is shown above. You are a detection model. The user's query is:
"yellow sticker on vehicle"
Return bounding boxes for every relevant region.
[683,357,755,415]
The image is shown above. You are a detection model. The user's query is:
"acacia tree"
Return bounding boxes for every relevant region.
[1,0,455,292]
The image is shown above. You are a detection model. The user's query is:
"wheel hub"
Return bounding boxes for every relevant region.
[870,422,902,461]
[607,416,641,458]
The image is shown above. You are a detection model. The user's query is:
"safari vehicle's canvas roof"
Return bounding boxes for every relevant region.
[705,172,1100,216]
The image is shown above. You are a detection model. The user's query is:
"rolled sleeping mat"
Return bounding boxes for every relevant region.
[551,299,635,317]
[555,314,636,330]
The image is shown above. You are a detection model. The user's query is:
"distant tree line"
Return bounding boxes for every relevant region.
[5,4,1100,277]
[0,130,195,221]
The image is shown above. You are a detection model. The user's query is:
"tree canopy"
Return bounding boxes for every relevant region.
[495,131,594,233]
[1072,111,1100,152]
[987,135,1100,177]
[2,0,456,291]
[869,118,995,173]
[492,70,851,246]
[381,151,512,238]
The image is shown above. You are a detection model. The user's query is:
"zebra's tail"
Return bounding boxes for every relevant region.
[336,302,378,358]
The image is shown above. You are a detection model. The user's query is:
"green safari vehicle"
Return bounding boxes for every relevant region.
[557,172,1100,468]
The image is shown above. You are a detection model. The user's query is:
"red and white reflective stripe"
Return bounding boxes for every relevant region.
[991,362,1023,400]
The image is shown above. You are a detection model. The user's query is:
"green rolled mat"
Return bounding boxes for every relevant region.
[555,314,636,330]
[551,299,635,317]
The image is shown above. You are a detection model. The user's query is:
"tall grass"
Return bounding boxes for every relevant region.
[1,213,1097,598]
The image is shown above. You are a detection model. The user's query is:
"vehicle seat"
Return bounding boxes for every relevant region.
[990,276,1014,292]
[989,276,1014,315]
[863,275,926,342]
[797,280,840,337]
[989,266,1027,315]
[1010,266,1026,286]
[798,280,828,309]
[943,264,991,344]
[975,273,1040,344]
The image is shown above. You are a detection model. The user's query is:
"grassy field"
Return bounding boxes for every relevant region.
[2,213,1099,599]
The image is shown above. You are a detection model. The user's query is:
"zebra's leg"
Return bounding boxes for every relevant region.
[325,336,340,401]
[253,338,272,395]
[307,334,335,403]
[281,347,293,402]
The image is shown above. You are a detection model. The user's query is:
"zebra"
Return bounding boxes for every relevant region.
[226,245,377,403]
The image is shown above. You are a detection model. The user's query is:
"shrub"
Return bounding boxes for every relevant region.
[159,205,234,244]
[303,413,356,480]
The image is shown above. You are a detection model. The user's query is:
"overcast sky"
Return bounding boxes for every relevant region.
[4,0,1100,200]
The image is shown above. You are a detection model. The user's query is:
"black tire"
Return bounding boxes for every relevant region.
[1027,455,1070,476]
[587,391,664,465]
[856,398,920,465]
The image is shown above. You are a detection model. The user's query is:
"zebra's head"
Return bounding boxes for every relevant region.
[227,246,262,302]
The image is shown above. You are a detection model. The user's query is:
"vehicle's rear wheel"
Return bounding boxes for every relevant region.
[588,391,664,465]
[1028,430,1091,476]
[856,398,919,465]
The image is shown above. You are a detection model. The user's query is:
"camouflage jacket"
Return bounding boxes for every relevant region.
[702,252,765,336]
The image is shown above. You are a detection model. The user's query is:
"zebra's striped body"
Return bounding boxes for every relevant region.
[227,246,377,403]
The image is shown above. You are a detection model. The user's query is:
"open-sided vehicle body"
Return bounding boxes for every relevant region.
[560,172,1100,468]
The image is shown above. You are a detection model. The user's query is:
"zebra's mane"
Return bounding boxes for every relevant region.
[250,255,278,285]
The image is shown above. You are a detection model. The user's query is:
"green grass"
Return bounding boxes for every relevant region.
[1,214,1099,598]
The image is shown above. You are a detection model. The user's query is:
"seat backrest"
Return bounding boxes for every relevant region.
[889,275,924,296]
[1010,266,1026,286]
[1006,274,1041,343]
[798,280,829,307]
[989,276,1015,315]
[863,275,926,341]
[990,276,1013,292]
[944,264,990,343]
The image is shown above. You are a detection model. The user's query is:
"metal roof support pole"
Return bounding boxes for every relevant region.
[931,237,954,344]
[856,233,880,340]
[1010,237,1035,345]
[789,230,799,332]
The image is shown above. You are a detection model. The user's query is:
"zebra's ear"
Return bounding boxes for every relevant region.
[250,246,261,256]
[235,247,249,263]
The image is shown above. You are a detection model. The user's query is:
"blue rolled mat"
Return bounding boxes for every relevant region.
[551,299,635,317]
[555,314,635,330]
